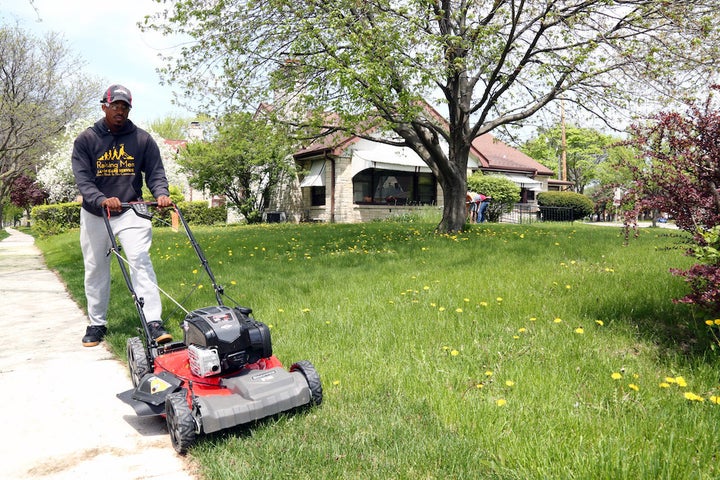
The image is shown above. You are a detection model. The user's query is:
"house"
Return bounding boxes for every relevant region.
[276,107,556,224]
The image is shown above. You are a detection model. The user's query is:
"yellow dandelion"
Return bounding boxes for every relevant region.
[192,269,198,274]
[485,370,493,377]
[438,306,446,312]
[530,317,537,322]
[595,320,604,326]
[675,376,688,387]
[706,320,715,326]
[715,319,720,325]
[518,327,527,333]
[464,298,470,303]
[430,302,437,307]
[455,308,463,313]
[554,317,562,323]
[575,327,584,334]
[442,346,450,351]
[664,377,677,384]
[496,399,507,406]
[333,380,340,386]
[230,280,237,285]
[480,301,488,307]
[611,372,623,380]
[423,285,430,291]
[496,297,503,302]
[628,384,639,391]
[659,382,670,388]
[301,308,311,313]
[505,380,515,387]
[476,383,484,389]
[450,349,459,356]
[710,396,720,404]
[565,285,572,290]
[277,308,284,313]
[513,335,520,339]
[684,392,705,402]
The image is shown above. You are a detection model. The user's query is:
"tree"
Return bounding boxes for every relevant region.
[149,116,195,140]
[178,112,293,223]
[622,86,720,314]
[0,23,100,226]
[143,1,720,232]
[521,125,633,194]
[9,174,47,218]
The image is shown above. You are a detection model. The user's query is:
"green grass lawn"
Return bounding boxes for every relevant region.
[36,219,720,479]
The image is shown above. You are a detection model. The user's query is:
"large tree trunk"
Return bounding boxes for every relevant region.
[436,174,468,233]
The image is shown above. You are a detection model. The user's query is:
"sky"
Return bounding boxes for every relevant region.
[1,0,193,126]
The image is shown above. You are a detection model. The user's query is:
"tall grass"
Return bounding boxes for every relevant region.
[37,220,720,479]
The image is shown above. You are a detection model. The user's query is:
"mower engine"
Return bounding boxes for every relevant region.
[183,305,272,377]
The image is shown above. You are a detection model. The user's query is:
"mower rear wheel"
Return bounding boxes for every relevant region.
[290,360,323,406]
[165,390,197,455]
[127,337,149,388]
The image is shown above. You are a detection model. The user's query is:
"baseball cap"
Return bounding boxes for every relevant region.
[101,84,132,107]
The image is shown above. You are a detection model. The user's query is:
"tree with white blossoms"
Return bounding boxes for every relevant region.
[37,118,190,203]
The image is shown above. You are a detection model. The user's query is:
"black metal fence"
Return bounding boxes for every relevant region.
[501,205,575,224]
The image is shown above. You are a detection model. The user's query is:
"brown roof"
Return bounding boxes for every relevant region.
[471,134,554,176]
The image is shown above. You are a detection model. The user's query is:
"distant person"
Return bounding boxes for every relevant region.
[467,192,478,222]
[478,194,491,223]
[71,84,173,347]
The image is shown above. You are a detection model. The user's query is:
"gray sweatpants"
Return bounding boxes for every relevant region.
[80,208,162,327]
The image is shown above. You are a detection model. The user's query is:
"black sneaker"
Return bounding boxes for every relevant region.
[82,325,107,347]
[148,321,173,344]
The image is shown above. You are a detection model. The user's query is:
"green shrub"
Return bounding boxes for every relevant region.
[467,173,521,222]
[153,201,227,227]
[31,202,81,236]
[537,191,594,220]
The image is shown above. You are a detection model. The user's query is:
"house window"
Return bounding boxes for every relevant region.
[353,169,436,205]
[311,186,326,206]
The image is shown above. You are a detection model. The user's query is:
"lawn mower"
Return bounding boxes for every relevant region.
[113,202,322,454]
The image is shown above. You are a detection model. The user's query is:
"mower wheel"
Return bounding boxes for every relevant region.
[127,337,149,388]
[290,360,323,406]
[165,390,196,455]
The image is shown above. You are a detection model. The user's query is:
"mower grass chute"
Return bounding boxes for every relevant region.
[113,202,323,454]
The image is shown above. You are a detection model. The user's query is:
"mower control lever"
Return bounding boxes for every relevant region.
[121,201,160,220]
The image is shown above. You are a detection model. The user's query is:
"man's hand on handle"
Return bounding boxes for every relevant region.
[156,195,172,208]
[101,197,123,212]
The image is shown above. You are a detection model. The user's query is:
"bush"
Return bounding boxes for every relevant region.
[537,191,594,220]
[31,202,81,236]
[153,201,227,227]
[467,174,521,222]
[30,201,226,237]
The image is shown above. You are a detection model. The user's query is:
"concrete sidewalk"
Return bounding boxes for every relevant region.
[0,228,197,480]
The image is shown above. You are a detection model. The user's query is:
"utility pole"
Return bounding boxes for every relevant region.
[561,100,567,183]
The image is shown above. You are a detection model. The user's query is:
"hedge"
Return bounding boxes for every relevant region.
[537,191,594,220]
[31,201,227,237]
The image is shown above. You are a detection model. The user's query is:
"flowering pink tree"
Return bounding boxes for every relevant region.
[623,86,720,313]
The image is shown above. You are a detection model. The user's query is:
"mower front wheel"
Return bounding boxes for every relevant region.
[290,360,323,406]
[127,337,149,388]
[165,390,197,455]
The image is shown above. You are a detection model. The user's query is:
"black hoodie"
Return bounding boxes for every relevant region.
[71,118,170,217]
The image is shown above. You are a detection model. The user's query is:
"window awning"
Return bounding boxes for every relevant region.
[495,174,543,191]
[350,148,432,176]
[299,160,326,187]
